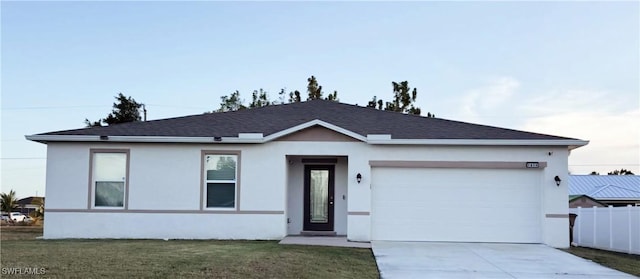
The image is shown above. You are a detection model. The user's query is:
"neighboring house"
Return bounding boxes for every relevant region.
[568,195,606,208]
[26,100,588,248]
[17,196,44,215]
[569,175,640,207]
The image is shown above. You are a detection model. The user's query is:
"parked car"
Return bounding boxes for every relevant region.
[9,212,28,222]
[0,213,9,222]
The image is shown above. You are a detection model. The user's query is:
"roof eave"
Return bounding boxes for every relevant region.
[25,119,370,144]
[24,135,264,144]
[593,197,640,201]
[26,134,589,148]
[367,139,589,148]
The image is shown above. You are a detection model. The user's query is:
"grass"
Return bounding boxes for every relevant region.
[0,225,44,241]
[3,227,639,278]
[562,246,640,277]
[0,227,378,278]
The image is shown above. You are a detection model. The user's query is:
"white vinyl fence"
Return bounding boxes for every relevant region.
[569,205,640,255]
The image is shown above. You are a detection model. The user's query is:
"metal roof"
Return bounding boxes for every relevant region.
[569,175,640,200]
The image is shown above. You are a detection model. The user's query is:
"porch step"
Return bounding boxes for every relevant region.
[300,231,337,236]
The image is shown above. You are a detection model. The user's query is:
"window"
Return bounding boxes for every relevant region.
[91,151,128,208]
[203,153,238,209]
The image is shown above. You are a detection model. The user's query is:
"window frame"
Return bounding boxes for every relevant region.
[88,149,130,210]
[201,150,241,211]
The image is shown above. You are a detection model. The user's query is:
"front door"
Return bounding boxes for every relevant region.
[303,165,335,231]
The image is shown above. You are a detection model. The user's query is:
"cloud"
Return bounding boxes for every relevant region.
[520,89,626,116]
[460,76,520,123]
[518,89,639,174]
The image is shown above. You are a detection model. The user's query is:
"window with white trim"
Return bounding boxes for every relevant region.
[204,154,238,208]
[91,152,127,208]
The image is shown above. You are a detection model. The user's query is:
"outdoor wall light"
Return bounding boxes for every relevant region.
[554,176,562,187]
[356,173,362,184]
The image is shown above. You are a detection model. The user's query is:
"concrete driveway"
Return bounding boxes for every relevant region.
[372,241,636,278]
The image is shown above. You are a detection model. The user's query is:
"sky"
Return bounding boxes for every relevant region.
[1,1,639,199]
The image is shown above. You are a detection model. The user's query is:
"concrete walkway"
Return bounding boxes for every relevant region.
[279,236,371,248]
[372,241,635,279]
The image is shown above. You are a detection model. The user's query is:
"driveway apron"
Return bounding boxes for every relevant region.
[372,241,636,279]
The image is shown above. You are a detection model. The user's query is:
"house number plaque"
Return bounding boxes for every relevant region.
[525,162,540,168]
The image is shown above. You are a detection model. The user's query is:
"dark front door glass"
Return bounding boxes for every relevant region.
[310,170,329,223]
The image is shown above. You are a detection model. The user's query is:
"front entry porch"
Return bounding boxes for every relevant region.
[279,236,371,249]
[286,156,349,236]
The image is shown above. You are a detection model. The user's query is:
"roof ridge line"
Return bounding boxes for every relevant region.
[588,185,610,196]
[606,184,640,193]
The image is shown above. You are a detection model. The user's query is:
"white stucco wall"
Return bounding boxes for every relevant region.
[334,158,349,235]
[285,157,303,235]
[128,147,201,210]
[44,212,283,239]
[43,141,571,246]
[542,148,571,248]
[45,144,91,209]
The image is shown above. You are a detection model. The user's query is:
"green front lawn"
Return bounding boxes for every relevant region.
[562,247,640,277]
[0,227,378,278]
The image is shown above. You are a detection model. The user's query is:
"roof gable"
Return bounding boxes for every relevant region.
[274,125,361,142]
[568,195,607,206]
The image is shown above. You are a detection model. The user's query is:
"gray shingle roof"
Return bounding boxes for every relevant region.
[38,99,576,140]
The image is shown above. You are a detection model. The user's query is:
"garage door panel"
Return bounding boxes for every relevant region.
[371,168,542,243]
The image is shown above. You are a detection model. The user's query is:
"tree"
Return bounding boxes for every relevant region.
[387,81,419,114]
[104,93,143,125]
[29,197,44,224]
[84,118,103,127]
[277,88,288,105]
[249,89,272,108]
[590,171,600,175]
[367,96,384,110]
[85,93,143,127]
[217,90,246,112]
[214,75,339,111]
[306,75,339,101]
[607,168,635,175]
[367,81,433,116]
[326,90,338,101]
[307,75,323,100]
[1,190,18,213]
[217,89,276,111]
[288,90,302,103]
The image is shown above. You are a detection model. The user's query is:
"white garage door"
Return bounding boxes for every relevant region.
[371,168,542,243]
